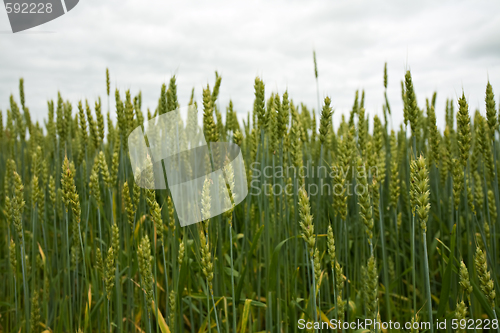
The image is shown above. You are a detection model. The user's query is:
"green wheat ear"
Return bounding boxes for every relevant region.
[405,70,418,134]
[267,93,278,154]
[327,225,335,264]
[104,246,115,301]
[389,131,400,210]
[12,171,25,241]
[157,83,167,115]
[61,156,74,209]
[84,100,98,151]
[110,150,119,188]
[475,246,496,308]
[89,156,102,207]
[383,62,388,89]
[410,155,430,232]
[457,93,471,167]
[485,81,497,137]
[201,176,211,225]
[289,106,304,185]
[211,71,221,105]
[477,232,486,252]
[145,187,163,243]
[455,300,467,333]
[459,261,473,296]
[95,98,104,145]
[111,223,119,259]
[123,182,135,228]
[233,129,243,146]
[138,235,154,305]
[319,96,332,146]
[357,106,367,157]
[277,91,290,139]
[427,102,440,166]
[77,100,88,148]
[254,77,266,131]
[167,195,175,232]
[167,75,179,112]
[313,50,318,79]
[477,115,495,182]
[178,240,185,265]
[4,159,15,199]
[410,313,420,333]
[332,161,347,221]
[488,189,497,226]
[373,115,385,178]
[202,85,217,143]
[169,290,176,329]
[9,239,17,274]
[356,156,373,241]
[298,186,315,255]
[199,227,214,292]
[452,159,464,210]
[95,247,104,277]
[388,256,396,281]
[30,290,40,333]
[106,68,110,97]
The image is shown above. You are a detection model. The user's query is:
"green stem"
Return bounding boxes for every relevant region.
[20,235,29,333]
[331,266,337,322]
[422,231,434,333]
[229,218,237,333]
[493,309,500,333]
[343,218,349,327]
[378,188,392,328]
[210,291,221,333]
[161,243,170,324]
[411,213,416,320]
[65,211,73,330]
[310,256,318,333]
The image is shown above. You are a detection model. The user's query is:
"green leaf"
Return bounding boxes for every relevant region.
[235,225,264,304]
[436,224,456,319]
[177,240,189,295]
[238,299,252,332]
[471,279,496,320]
[267,236,297,292]
[224,266,240,278]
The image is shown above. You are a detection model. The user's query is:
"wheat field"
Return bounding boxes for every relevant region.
[0,65,499,333]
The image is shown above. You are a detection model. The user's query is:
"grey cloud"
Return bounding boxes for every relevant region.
[1,0,499,133]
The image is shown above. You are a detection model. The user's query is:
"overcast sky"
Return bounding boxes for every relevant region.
[1,0,500,131]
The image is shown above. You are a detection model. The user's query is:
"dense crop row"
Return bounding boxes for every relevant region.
[0,66,499,332]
